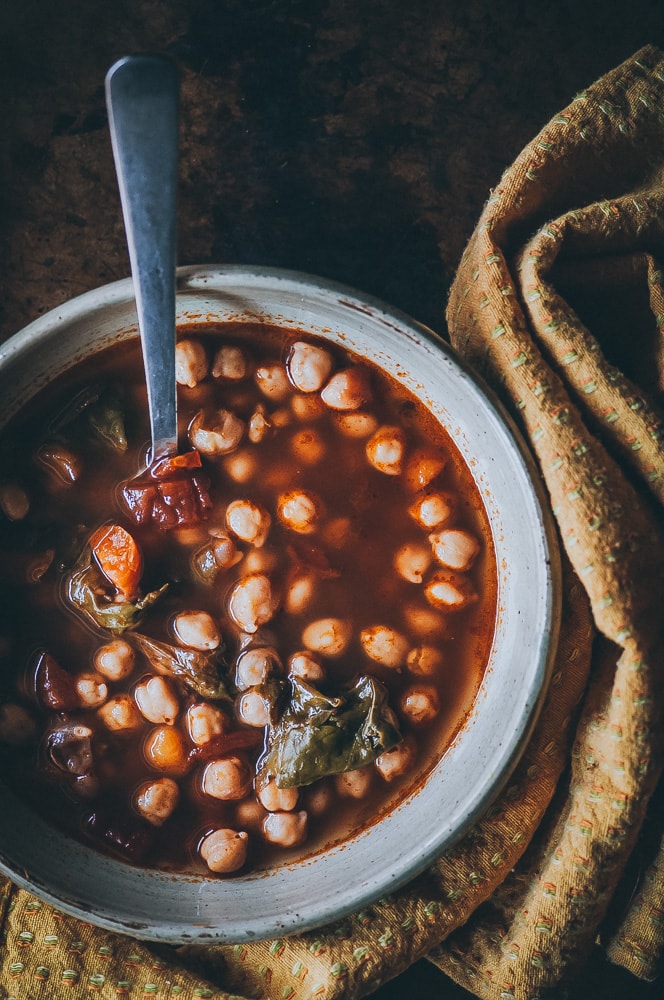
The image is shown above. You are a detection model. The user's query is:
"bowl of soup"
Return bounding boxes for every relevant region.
[0,264,560,942]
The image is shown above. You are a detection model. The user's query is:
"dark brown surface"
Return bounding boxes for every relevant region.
[1,1,663,996]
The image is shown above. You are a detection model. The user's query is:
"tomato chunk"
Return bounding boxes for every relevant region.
[119,451,211,531]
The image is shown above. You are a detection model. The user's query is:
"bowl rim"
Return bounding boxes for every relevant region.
[0,264,562,942]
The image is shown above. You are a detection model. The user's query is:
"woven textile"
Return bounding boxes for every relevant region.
[0,46,662,1000]
[429,43,664,996]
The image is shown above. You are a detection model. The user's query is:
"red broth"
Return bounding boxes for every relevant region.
[0,324,496,875]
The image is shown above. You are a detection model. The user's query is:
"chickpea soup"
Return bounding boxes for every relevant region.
[0,324,496,875]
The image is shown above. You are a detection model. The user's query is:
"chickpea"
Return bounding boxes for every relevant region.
[227,574,278,633]
[202,755,253,800]
[360,626,409,668]
[173,610,221,651]
[287,341,334,392]
[290,428,326,464]
[288,650,326,683]
[291,393,326,421]
[409,491,456,530]
[277,490,322,534]
[192,536,241,583]
[306,781,333,816]
[334,411,378,439]
[135,777,180,827]
[0,483,30,521]
[226,499,271,547]
[175,339,209,388]
[242,546,280,575]
[174,524,209,548]
[365,426,406,476]
[0,703,37,746]
[429,529,480,571]
[256,776,299,812]
[271,407,292,428]
[235,646,281,689]
[255,363,291,401]
[403,447,447,492]
[135,676,180,726]
[186,702,230,746]
[302,617,351,658]
[335,768,373,799]
[248,405,272,443]
[375,738,415,781]
[188,408,245,456]
[403,601,449,640]
[143,725,188,774]
[284,570,317,615]
[75,672,108,708]
[212,344,252,382]
[424,571,478,611]
[223,448,258,484]
[407,644,444,676]
[400,685,440,726]
[236,689,272,728]
[200,828,249,874]
[262,809,308,847]
[320,367,371,411]
[235,797,266,829]
[209,531,242,569]
[394,541,432,583]
[98,694,143,732]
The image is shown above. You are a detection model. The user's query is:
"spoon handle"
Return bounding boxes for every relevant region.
[105,54,179,461]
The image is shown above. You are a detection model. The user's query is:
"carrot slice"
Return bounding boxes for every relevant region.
[90,523,143,598]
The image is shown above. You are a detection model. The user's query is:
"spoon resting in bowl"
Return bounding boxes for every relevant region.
[105,55,211,530]
[105,53,179,463]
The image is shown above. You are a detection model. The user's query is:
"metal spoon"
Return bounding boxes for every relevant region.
[105,54,179,462]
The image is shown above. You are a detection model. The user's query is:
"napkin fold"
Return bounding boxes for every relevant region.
[0,45,662,1000]
[430,42,664,995]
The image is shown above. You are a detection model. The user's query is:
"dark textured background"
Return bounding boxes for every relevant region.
[1,1,663,996]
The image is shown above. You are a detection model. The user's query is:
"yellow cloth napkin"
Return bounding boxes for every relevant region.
[430,42,664,995]
[0,45,662,1000]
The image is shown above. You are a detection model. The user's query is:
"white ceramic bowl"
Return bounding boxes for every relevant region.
[0,265,560,943]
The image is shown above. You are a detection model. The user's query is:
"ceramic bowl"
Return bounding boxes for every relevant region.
[0,265,560,943]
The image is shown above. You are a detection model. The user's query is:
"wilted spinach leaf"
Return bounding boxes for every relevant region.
[49,383,128,453]
[131,633,232,701]
[86,387,128,452]
[259,675,402,788]
[65,545,167,633]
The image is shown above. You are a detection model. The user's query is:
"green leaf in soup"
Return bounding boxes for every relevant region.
[48,383,128,453]
[64,545,167,633]
[131,633,232,701]
[86,386,128,453]
[259,675,402,789]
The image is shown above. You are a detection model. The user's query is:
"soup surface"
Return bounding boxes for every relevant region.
[0,324,496,875]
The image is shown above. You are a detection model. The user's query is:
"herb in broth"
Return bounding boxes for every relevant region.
[131,633,233,702]
[65,539,168,633]
[49,382,128,453]
[0,325,496,876]
[87,386,128,453]
[259,675,401,788]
